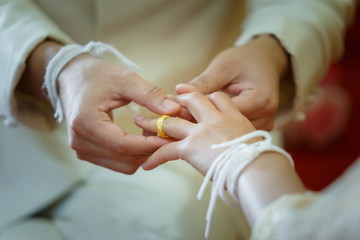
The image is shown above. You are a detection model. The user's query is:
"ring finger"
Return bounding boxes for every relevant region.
[135,115,193,140]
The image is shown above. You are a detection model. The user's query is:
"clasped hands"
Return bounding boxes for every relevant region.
[58,35,288,174]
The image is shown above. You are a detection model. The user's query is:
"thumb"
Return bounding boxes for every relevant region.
[123,75,181,115]
[176,74,225,95]
[175,50,238,94]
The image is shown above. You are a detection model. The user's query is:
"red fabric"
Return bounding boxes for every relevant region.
[285,10,360,191]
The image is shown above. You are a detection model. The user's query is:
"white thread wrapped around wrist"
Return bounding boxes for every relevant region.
[43,41,140,122]
[197,130,294,238]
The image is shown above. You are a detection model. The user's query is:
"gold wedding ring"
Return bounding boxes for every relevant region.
[156,115,170,138]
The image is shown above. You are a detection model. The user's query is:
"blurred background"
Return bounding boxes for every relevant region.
[284,7,360,191]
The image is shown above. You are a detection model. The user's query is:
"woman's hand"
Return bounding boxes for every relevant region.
[135,92,257,175]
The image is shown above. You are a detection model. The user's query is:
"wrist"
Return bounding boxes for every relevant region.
[249,34,290,81]
[43,41,140,122]
[17,40,63,103]
[57,53,93,88]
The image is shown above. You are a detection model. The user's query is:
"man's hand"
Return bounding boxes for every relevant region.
[57,54,180,174]
[176,35,289,130]
[18,40,180,174]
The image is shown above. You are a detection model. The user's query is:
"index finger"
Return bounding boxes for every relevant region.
[170,93,220,123]
[119,72,181,115]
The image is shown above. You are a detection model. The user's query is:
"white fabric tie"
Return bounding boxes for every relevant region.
[197,130,294,238]
[43,41,140,122]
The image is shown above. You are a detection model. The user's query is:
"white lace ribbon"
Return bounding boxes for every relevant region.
[197,130,294,238]
[43,41,140,122]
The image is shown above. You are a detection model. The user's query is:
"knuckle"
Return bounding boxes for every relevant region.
[69,136,90,156]
[69,137,80,151]
[119,69,137,80]
[68,117,93,152]
[253,94,278,116]
[69,116,86,136]
[193,75,210,92]
[76,152,88,161]
[187,91,204,100]
[208,115,225,127]
[68,130,83,152]
[110,142,128,156]
[115,155,143,175]
[142,85,163,98]
[122,167,138,175]
[210,91,227,99]
[178,140,190,158]
[264,96,278,115]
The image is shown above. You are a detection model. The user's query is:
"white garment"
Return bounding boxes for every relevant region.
[0,0,356,239]
[251,157,360,240]
[0,218,64,240]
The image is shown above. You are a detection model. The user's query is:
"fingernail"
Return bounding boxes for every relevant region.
[177,83,198,90]
[162,99,179,110]
[135,116,144,121]
[167,94,175,99]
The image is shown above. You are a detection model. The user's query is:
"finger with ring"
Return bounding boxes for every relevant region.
[156,115,170,138]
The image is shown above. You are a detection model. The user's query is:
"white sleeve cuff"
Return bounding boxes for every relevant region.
[0,0,73,127]
[43,41,140,122]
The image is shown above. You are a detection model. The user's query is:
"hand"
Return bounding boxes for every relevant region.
[58,54,181,174]
[135,92,257,175]
[176,35,289,130]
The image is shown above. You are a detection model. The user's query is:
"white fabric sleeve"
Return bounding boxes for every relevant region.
[236,0,356,126]
[0,0,73,127]
[251,157,360,240]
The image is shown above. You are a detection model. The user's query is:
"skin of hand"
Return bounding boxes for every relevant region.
[135,92,258,175]
[57,55,182,174]
[18,40,181,174]
[136,92,306,225]
[175,35,289,130]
